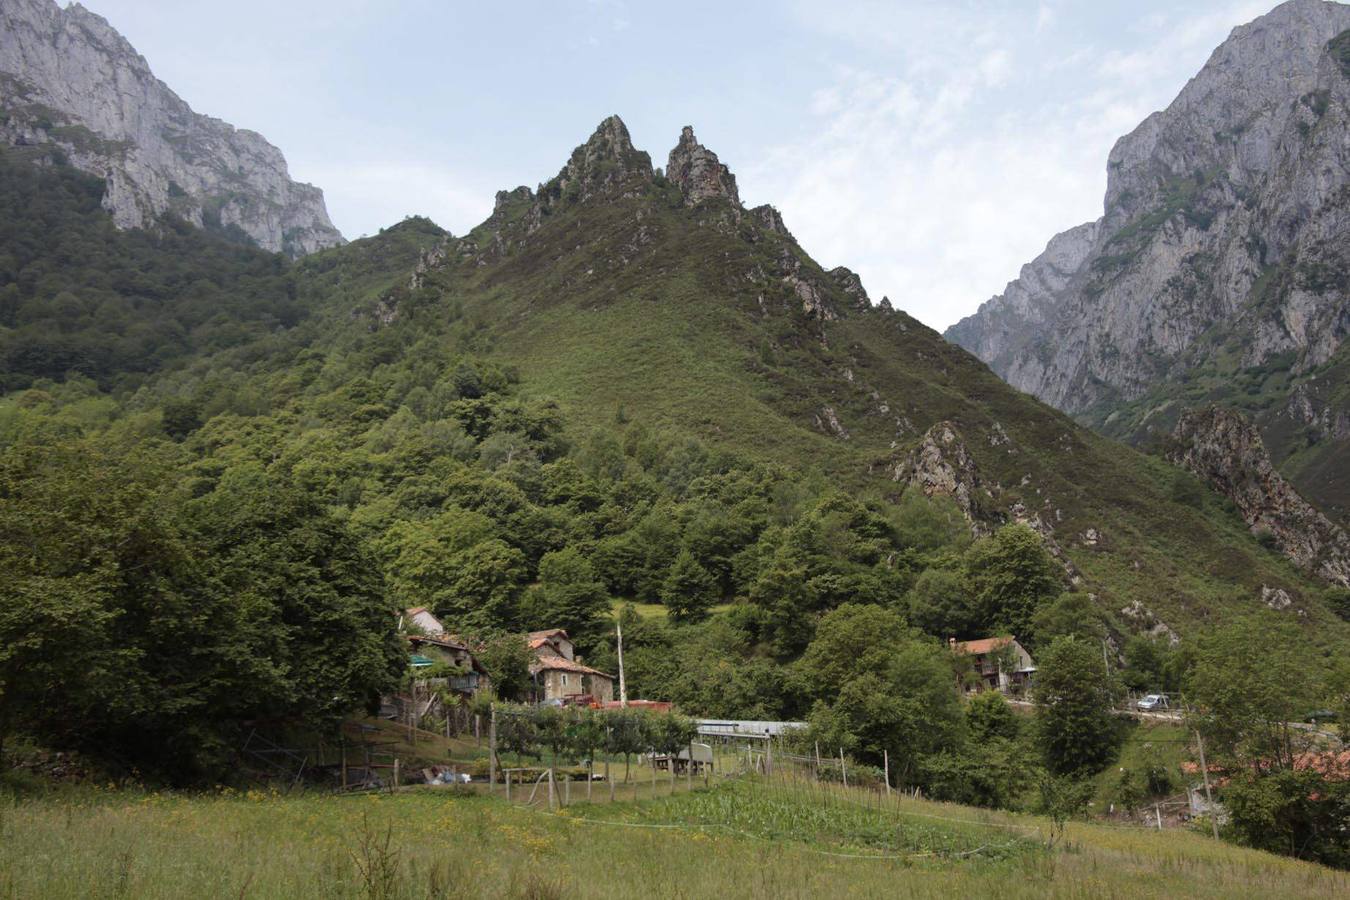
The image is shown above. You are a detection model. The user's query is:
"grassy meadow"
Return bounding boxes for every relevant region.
[1,775,1346,899]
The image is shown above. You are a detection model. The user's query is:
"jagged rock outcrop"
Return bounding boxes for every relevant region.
[829,266,871,310]
[814,406,850,440]
[0,0,343,256]
[536,115,652,209]
[666,125,739,207]
[891,422,991,531]
[752,203,791,237]
[945,221,1099,373]
[947,1,1350,487]
[1168,406,1350,586]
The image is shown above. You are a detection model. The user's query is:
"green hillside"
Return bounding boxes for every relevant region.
[290,118,1346,646]
[3,120,1347,787]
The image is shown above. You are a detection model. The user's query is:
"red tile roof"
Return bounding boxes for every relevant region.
[952,636,1015,656]
[531,656,613,679]
[529,628,569,641]
[1183,751,1350,784]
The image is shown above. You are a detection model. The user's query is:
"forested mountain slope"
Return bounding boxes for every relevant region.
[289,116,1342,641]
[4,115,1348,780]
[946,0,1350,526]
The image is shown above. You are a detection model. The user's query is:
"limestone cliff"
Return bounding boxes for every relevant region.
[946,0,1350,518]
[1168,407,1350,586]
[0,0,343,256]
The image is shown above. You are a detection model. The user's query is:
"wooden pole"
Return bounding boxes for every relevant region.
[392,758,399,794]
[1195,729,1220,840]
[883,749,891,795]
[814,741,821,781]
[564,773,570,807]
[617,618,628,708]
[840,748,847,788]
[488,704,498,794]
[1154,804,1163,831]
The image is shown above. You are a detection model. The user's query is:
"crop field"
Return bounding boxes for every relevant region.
[1,774,1346,899]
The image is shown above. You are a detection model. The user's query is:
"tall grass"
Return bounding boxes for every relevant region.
[0,775,1345,898]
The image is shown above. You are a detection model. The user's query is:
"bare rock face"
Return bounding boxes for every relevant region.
[891,421,990,531]
[666,126,740,207]
[752,203,791,237]
[0,0,343,256]
[947,0,1350,425]
[829,266,871,310]
[945,221,1099,377]
[1168,406,1350,586]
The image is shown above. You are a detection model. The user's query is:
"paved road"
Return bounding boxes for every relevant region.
[1004,698,1343,744]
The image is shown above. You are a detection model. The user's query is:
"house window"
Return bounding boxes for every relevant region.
[561,674,569,686]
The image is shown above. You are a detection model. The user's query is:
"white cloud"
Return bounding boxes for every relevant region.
[740,0,1277,332]
[1036,3,1057,34]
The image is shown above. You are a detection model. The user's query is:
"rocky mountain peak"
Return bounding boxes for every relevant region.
[0,0,343,256]
[1104,0,1350,217]
[946,1,1350,523]
[666,125,740,207]
[539,114,653,206]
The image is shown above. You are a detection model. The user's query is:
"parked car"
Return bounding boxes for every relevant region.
[1136,694,1169,711]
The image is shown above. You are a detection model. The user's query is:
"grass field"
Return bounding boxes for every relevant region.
[1089,720,1192,811]
[2,773,1346,899]
[609,599,734,621]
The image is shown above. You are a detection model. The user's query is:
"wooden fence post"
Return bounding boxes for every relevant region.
[840,748,847,788]
[883,749,891,796]
[488,704,498,794]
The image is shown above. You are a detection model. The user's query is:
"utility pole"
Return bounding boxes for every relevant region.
[616,618,628,708]
[1195,728,1220,840]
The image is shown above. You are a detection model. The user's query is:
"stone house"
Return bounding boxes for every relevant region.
[527,628,614,703]
[950,636,1035,693]
[528,628,575,661]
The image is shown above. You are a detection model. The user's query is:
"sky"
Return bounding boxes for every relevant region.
[80,0,1275,331]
